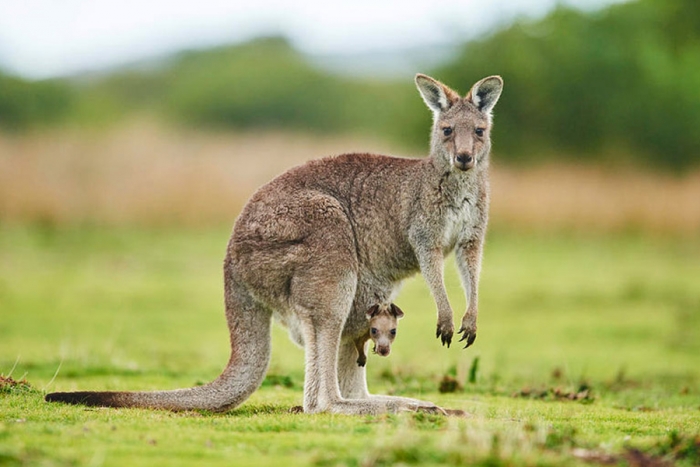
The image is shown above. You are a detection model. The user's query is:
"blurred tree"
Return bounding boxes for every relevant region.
[0,72,74,129]
[69,70,167,125]
[160,37,418,145]
[2,0,699,170]
[163,37,349,131]
[431,0,700,169]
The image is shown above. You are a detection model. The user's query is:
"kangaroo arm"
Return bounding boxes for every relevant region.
[413,243,454,347]
[355,333,369,367]
[455,236,484,348]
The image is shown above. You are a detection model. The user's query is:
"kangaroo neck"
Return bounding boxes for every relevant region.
[425,155,487,203]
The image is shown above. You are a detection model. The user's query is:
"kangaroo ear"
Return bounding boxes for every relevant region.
[389,304,405,319]
[415,74,460,113]
[466,75,503,115]
[366,305,380,320]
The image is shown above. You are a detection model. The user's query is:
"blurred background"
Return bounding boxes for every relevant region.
[1,0,699,230]
[1,0,699,399]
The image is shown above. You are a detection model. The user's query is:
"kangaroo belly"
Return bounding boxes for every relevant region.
[442,204,478,253]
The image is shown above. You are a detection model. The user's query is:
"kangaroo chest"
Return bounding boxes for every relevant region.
[438,174,485,253]
[441,202,478,253]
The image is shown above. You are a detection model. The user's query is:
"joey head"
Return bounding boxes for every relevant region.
[355,303,404,367]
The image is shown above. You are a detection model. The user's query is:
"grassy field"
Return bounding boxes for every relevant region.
[1,225,699,466]
[1,124,699,466]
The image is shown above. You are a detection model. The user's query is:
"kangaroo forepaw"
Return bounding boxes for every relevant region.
[436,322,454,347]
[457,326,477,349]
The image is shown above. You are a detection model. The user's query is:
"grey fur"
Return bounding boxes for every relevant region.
[45,74,503,415]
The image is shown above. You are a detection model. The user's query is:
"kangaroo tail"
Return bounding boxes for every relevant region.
[46,276,271,412]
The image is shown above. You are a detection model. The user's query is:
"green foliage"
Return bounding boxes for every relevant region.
[648,431,700,465]
[435,0,700,169]
[69,70,168,126]
[2,0,700,169]
[0,376,37,395]
[0,72,74,129]
[468,356,480,384]
[160,38,416,142]
[162,38,345,131]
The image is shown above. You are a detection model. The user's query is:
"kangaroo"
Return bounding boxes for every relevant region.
[355,303,404,367]
[45,73,503,415]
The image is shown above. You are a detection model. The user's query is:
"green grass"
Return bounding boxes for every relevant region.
[1,225,699,466]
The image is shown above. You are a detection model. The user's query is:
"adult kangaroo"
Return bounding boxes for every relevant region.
[46,73,503,415]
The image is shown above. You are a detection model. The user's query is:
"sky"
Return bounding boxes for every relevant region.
[0,0,628,79]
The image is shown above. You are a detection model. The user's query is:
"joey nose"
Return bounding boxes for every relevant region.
[377,346,390,357]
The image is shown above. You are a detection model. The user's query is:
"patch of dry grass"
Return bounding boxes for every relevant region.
[1,122,698,233]
[0,121,392,227]
[491,164,700,234]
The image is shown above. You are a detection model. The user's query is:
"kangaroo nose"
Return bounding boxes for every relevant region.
[455,153,475,171]
[456,153,473,165]
[377,346,390,357]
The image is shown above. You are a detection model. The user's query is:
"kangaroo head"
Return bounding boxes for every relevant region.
[415,74,503,172]
[366,304,404,357]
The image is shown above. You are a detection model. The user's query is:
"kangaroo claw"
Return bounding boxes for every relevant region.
[436,324,453,347]
[458,326,476,349]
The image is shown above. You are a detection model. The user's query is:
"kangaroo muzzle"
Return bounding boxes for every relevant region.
[374,345,391,357]
[455,153,475,171]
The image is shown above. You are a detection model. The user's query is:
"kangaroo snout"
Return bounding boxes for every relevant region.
[375,345,391,357]
[455,153,475,171]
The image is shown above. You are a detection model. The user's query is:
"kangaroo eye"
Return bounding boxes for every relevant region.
[390,329,397,336]
[371,328,378,335]
[442,127,453,137]
[475,128,485,137]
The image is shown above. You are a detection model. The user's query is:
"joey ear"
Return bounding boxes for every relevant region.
[389,304,405,319]
[415,74,460,113]
[366,305,380,320]
[466,75,503,115]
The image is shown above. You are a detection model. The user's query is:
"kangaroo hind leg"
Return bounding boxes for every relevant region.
[293,266,441,415]
[291,261,357,413]
[336,337,446,414]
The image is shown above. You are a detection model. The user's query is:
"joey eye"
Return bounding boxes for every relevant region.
[475,128,485,137]
[442,127,453,137]
[371,328,378,335]
[390,329,397,336]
